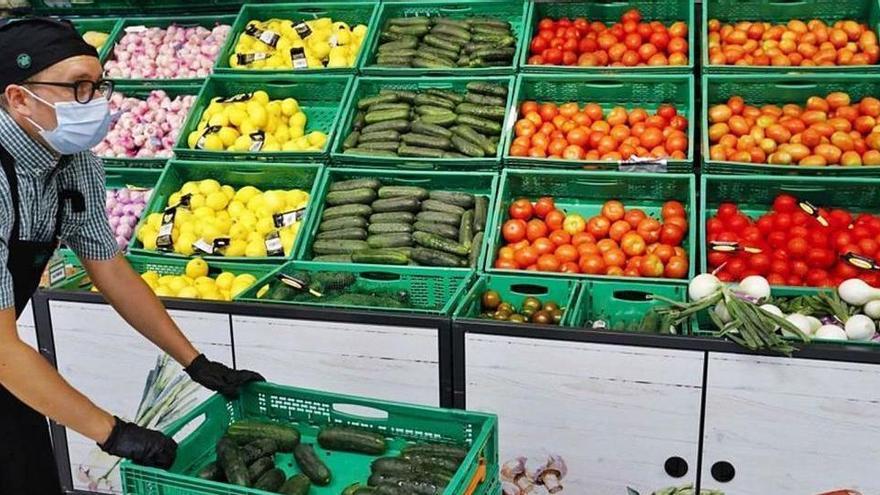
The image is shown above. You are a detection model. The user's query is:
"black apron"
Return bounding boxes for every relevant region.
[0,143,64,494]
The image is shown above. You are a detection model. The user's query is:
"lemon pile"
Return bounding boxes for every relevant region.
[82,31,110,51]
[136,178,309,258]
[187,90,328,152]
[229,18,368,70]
[140,258,258,301]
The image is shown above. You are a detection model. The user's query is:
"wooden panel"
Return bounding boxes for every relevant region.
[232,315,441,407]
[465,334,704,494]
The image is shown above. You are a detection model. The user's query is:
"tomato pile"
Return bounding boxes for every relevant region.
[706,194,880,288]
[708,92,880,167]
[708,18,880,67]
[494,197,689,279]
[510,100,688,161]
[527,9,689,67]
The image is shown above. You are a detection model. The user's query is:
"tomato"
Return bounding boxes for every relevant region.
[538,18,556,31]
[555,244,579,263]
[560,261,580,273]
[526,219,549,242]
[502,219,527,243]
[545,210,566,231]
[664,256,689,278]
[579,254,606,274]
[532,237,555,256]
[534,197,556,219]
[661,200,686,220]
[597,238,619,253]
[621,8,642,24]
[563,213,587,235]
[521,101,539,115]
[577,242,600,258]
[544,48,563,64]
[717,203,739,219]
[549,230,572,246]
[572,232,596,246]
[609,220,633,241]
[660,223,686,246]
[640,254,665,277]
[665,216,688,232]
[562,144,585,160]
[515,119,536,137]
[621,231,647,256]
[530,36,549,55]
[806,248,834,268]
[494,258,518,270]
[636,218,662,243]
[566,127,589,147]
[537,254,561,272]
[624,208,648,228]
[514,246,539,268]
[509,198,534,220]
[603,248,627,268]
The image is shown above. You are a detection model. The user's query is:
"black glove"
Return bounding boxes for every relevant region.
[99,417,177,469]
[184,354,264,398]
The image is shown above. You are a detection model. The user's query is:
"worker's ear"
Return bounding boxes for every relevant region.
[3,84,34,117]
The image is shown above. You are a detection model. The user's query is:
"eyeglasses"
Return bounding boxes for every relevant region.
[22,79,114,104]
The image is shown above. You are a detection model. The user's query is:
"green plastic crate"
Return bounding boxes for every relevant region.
[703,0,880,74]
[70,17,122,59]
[519,0,695,74]
[360,0,529,77]
[215,2,381,76]
[237,260,473,314]
[567,280,687,332]
[702,74,880,176]
[174,73,353,163]
[298,167,500,272]
[120,382,498,495]
[128,159,324,263]
[452,273,580,326]
[98,83,201,169]
[503,73,694,172]
[486,169,696,284]
[329,75,514,170]
[101,15,237,84]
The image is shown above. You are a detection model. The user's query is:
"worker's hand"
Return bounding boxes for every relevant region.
[99,417,177,469]
[184,354,264,398]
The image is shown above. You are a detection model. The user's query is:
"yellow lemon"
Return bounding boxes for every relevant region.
[247,231,264,243]
[256,217,275,235]
[233,134,252,152]
[217,127,240,148]
[201,134,225,151]
[281,98,299,116]
[281,141,297,152]
[353,24,368,38]
[146,212,163,231]
[215,272,236,291]
[194,276,215,287]
[189,193,206,210]
[180,181,200,196]
[200,287,224,301]
[274,125,290,144]
[252,90,270,105]
[175,233,197,256]
[229,223,249,241]
[239,118,257,137]
[168,277,189,294]
[227,107,247,127]
[267,100,282,117]
[176,286,200,299]
[198,179,221,195]
[154,286,175,298]
[307,131,327,148]
[280,229,295,256]
[246,193,266,212]
[187,130,201,149]
[226,239,247,257]
[227,200,246,218]
[185,258,209,279]
[221,185,235,200]
[141,270,160,285]
[285,189,308,207]
[179,221,197,237]
[245,239,267,257]
[263,190,286,212]
[289,111,307,128]
[246,102,267,129]
[206,191,229,211]
[193,206,216,218]
[233,185,261,204]
[142,233,158,251]
[208,112,229,127]
[293,136,310,150]
[238,211,258,230]
[201,225,223,242]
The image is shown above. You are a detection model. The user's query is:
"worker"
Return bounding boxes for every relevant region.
[0,18,264,494]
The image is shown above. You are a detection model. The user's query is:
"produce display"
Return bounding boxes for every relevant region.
[103,23,231,80]
[186,90,327,153]
[478,290,564,325]
[706,194,880,288]
[341,81,508,158]
[707,92,880,166]
[136,179,310,258]
[707,18,879,67]
[527,9,689,67]
[255,270,414,310]
[373,15,516,69]
[82,30,110,51]
[308,178,488,268]
[106,186,151,250]
[510,99,688,161]
[139,258,258,300]
[93,90,195,159]
[494,196,689,278]
[228,17,369,70]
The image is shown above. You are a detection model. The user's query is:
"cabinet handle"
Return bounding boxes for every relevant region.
[711,461,736,483]
[664,457,688,478]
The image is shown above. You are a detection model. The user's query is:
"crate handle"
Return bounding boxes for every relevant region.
[574,178,619,187]
[769,0,808,4]
[360,271,402,282]
[774,82,818,89]
[228,169,264,175]
[780,184,826,193]
[391,175,432,183]
[593,0,631,7]
[439,5,472,13]
[509,283,550,296]
[332,403,390,421]
[463,458,487,495]
[582,82,626,88]
[296,8,328,17]
[171,413,207,444]
[612,290,653,302]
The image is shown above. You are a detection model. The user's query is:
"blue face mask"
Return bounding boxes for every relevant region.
[23,87,111,155]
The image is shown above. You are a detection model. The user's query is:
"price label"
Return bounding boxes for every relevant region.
[265,231,285,257]
[192,238,215,255]
[48,258,67,286]
[797,199,830,227]
[294,20,312,39]
[273,208,305,228]
[249,130,266,152]
[244,24,280,48]
[156,208,177,251]
[618,156,668,173]
[236,52,271,66]
[195,125,222,150]
[842,252,880,271]
[124,25,148,34]
[216,93,253,104]
[709,241,763,254]
[290,46,308,69]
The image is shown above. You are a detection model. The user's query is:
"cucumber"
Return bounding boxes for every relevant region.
[420,46,460,62]
[357,94,398,111]
[388,16,430,26]
[473,196,488,232]
[459,210,474,248]
[240,438,278,464]
[414,93,456,110]
[357,141,401,152]
[366,102,412,113]
[312,254,352,263]
[402,133,451,150]
[411,121,453,138]
[279,474,311,495]
[399,143,446,158]
[472,33,515,46]
[353,111,366,131]
[426,88,464,104]
[411,247,467,267]
[422,34,462,52]
[345,148,398,157]
[371,197,422,213]
[389,24,430,36]
[368,223,413,235]
[247,457,275,482]
[418,113,457,127]
[317,425,388,455]
[216,438,250,487]
[316,228,368,241]
[254,468,286,492]
[455,114,502,135]
[402,443,469,462]
[313,239,369,255]
[379,30,415,42]
[416,210,460,226]
[455,103,506,122]
[431,24,471,42]
[342,483,368,495]
[371,457,417,476]
[319,216,368,232]
[442,151,468,158]
[293,443,331,486]
[450,135,485,157]
[379,89,417,103]
[469,231,483,267]
[415,105,454,117]
[433,18,470,30]
[465,81,508,97]
[413,231,470,256]
[412,56,454,69]
[452,125,495,155]
[359,130,401,143]
[226,420,301,451]
[376,54,415,66]
[351,249,410,265]
[413,221,459,240]
[343,131,360,150]
[472,47,515,62]
[365,108,411,125]
[367,233,413,248]
[464,92,505,106]
[378,37,419,51]
[361,119,411,134]
[377,186,429,200]
[422,199,466,215]
[326,188,377,206]
[370,211,415,224]
[322,204,372,220]
[196,461,223,481]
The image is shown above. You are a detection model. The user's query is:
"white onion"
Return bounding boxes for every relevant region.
[845,314,876,341]
[838,278,880,306]
[714,301,732,323]
[816,325,848,341]
[805,316,822,333]
[784,313,813,337]
[759,304,783,331]
[738,275,772,300]
[864,300,880,319]
[689,273,721,301]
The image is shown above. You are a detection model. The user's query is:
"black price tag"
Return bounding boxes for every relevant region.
[192,238,215,255]
[265,231,285,257]
[195,126,222,150]
[244,24,280,47]
[294,20,312,39]
[290,46,308,69]
[156,208,177,251]
[236,52,271,66]
[618,156,668,173]
[249,130,266,152]
[842,252,880,271]
[709,241,763,254]
[277,273,322,297]
[273,208,305,228]
[797,199,830,227]
[216,93,253,104]
[213,238,230,252]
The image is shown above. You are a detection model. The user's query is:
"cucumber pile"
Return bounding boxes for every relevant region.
[374,16,516,69]
[311,178,489,268]
[257,270,413,309]
[342,82,508,159]
[342,442,470,495]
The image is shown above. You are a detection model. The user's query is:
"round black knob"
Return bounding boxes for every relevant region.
[711,461,736,483]
[664,457,688,478]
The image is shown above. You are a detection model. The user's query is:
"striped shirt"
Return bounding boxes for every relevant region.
[0,108,118,310]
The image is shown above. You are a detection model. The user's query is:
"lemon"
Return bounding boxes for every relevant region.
[252,90,270,105]
[142,232,158,251]
[234,185,261,204]
[188,193,205,210]
[288,125,305,140]
[274,125,290,144]
[198,179,221,195]
[208,112,229,128]
[193,206,215,218]
[215,272,236,291]
[307,131,327,148]
[263,190,286,212]
[353,24,367,38]
[176,286,200,299]
[154,286,175,298]
[145,212,163,231]
[247,230,264,243]
[246,102,267,128]
[245,239,267,257]
[200,287,224,301]
[175,234,196,256]
[281,98,299,116]
[289,111,307,128]
[205,191,229,211]
[221,185,235,200]
[226,239,247,257]
[282,141,297,152]
[141,270,160,284]
[265,114,279,134]
[256,217,275,235]
[285,189,308,207]
[267,100,282,117]
[180,182,200,196]
[217,127,240,147]
[185,258,209,279]
[293,136,310,150]
[187,131,201,149]
[168,277,189,294]
[227,201,246,218]
[238,211,257,230]
[179,222,196,236]
[226,106,246,126]
[280,229,295,256]
[201,134,225,151]
[239,118,257,137]
[201,225,223,242]
[246,194,266,212]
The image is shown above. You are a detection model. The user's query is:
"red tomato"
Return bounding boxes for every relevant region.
[560,261,580,273]
[536,254,561,272]
[545,210,566,231]
[534,197,556,218]
[549,229,572,246]
[530,37,548,55]
[544,48,563,64]
[526,219,549,242]
[660,223,685,245]
[661,200,686,219]
[509,198,534,220]
[532,237,555,256]
[494,258,518,270]
[636,218,662,243]
[514,246,539,268]
[640,254,665,277]
[773,194,798,213]
[502,219,527,243]
[572,232,596,246]
[664,256,689,279]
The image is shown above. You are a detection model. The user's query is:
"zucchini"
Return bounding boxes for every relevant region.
[465,81,508,97]
[319,216,368,232]
[464,92,505,107]
[412,247,466,267]
[317,425,388,455]
[353,111,366,131]
[413,231,470,256]
[279,474,311,495]
[398,143,446,158]
[455,114,501,135]
[402,443,469,462]
[452,125,495,155]
[431,23,471,42]
[316,228,368,241]
[411,121,453,138]
[216,438,250,487]
[254,468,286,492]
[357,94,398,111]
[412,56,454,69]
[413,221,459,240]
[312,254,352,263]
[370,211,415,224]
[379,89,417,103]
[416,210,461,226]
[422,34,462,52]
[359,130,401,143]
[367,233,413,249]
[469,231,483,267]
[326,188,377,206]
[240,438,278,464]
[368,223,413,235]
[401,133,451,150]
[418,113,457,127]
[293,443,331,486]
[473,196,488,232]
[451,135,485,157]
[343,131,360,150]
[361,119,411,134]
[196,461,223,481]
[351,249,410,265]
[357,141,401,152]
[371,197,422,213]
[247,456,275,482]
[366,102,412,113]
[459,210,474,248]
[377,186,429,200]
[322,203,372,220]
[414,93,456,110]
[455,103,506,122]
[389,24,430,37]
[365,108,411,125]
[313,239,369,255]
[226,420,301,451]
[344,148,398,157]
[422,199,466,215]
